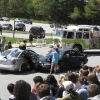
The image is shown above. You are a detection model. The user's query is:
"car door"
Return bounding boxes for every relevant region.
[59,51,70,69]
[28,50,39,67]
[69,50,81,67]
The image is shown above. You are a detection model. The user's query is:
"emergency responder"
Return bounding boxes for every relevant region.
[22,51,35,71]
[19,40,26,50]
[4,41,12,50]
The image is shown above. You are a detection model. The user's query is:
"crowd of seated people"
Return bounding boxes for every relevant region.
[5,65,100,100]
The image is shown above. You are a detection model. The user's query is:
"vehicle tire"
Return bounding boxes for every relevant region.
[43,35,45,38]
[9,27,12,30]
[23,27,26,31]
[56,64,61,72]
[19,63,27,72]
[73,45,82,52]
[80,61,84,67]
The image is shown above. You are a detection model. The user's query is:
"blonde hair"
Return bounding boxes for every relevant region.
[58,74,65,86]
[93,65,100,73]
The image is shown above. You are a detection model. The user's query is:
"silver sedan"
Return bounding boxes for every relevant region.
[0,48,39,72]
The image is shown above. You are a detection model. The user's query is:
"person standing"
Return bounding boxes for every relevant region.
[1,36,6,52]
[50,47,59,74]
[29,30,33,46]
[0,24,2,35]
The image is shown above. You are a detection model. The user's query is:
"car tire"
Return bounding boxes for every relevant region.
[19,63,27,72]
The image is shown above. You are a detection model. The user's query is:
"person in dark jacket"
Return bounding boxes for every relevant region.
[4,41,12,50]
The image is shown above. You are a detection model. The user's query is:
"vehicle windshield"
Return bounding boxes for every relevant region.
[1,50,12,56]
[46,50,64,58]
[3,24,9,26]
[1,49,21,57]
[54,29,64,37]
[16,24,22,26]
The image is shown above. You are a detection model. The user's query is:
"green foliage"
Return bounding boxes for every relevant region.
[0,0,100,24]
[70,7,82,20]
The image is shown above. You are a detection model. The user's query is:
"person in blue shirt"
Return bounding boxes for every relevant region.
[50,47,59,74]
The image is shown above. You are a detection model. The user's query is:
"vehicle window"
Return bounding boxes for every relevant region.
[70,51,78,56]
[1,50,12,56]
[83,32,89,39]
[10,49,20,57]
[63,31,67,38]
[59,51,64,58]
[67,32,74,39]
[84,29,89,31]
[31,27,40,32]
[62,51,70,58]
[54,30,64,37]
[28,50,38,58]
[76,32,82,39]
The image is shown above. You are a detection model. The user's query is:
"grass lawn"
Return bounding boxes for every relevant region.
[0,36,53,44]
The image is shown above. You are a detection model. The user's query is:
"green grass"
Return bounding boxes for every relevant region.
[2,30,28,34]
[0,36,53,44]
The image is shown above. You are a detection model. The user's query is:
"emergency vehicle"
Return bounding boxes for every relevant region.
[52,25,100,52]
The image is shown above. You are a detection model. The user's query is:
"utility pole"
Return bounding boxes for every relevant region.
[13,19,15,38]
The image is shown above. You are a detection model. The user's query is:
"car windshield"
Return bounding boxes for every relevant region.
[46,50,64,58]
[31,27,40,31]
[1,49,21,57]
[54,29,64,37]
[10,49,21,57]
[1,50,12,56]
[3,24,9,26]
[16,24,22,26]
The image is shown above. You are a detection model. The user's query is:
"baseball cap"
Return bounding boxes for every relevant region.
[63,81,74,90]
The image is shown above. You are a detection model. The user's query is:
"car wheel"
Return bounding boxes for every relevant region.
[56,64,61,72]
[80,61,84,67]
[9,27,12,30]
[43,35,45,38]
[19,63,27,72]
[23,27,26,31]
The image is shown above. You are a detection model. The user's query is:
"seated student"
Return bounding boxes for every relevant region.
[77,89,88,100]
[57,81,81,100]
[32,76,43,94]
[36,83,53,100]
[4,41,12,50]
[87,84,100,100]
[7,83,15,100]
[13,80,30,100]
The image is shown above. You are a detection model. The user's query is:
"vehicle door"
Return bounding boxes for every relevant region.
[82,29,90,49]
[59,51,70,69]
[69,50,81,67]
[62,31,67,49]
[28,50,39,67]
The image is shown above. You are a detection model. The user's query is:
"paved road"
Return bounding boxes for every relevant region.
[0,32,53,39]
[0,46,100,100]
[0,21,100,100]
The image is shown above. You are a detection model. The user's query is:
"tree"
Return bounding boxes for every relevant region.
[69,7,82,20]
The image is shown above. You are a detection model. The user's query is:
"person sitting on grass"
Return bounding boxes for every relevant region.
[4,41,12,50]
